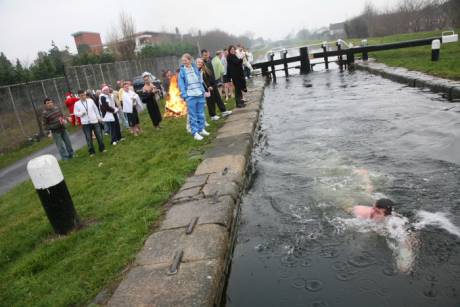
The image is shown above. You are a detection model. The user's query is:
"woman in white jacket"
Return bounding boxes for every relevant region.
[122,81,142,136]
[100,86,123,145]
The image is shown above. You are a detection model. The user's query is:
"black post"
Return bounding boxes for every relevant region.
[27,155,80,235]
[347,51,355,68]
[361,39,369,61]
[336,42,343,72]
[431,39,440,61]
[281,49,289,77]
[300,47,310,74]
[322,44,329,70]
[269,52,276,82]
[261,66,269,79]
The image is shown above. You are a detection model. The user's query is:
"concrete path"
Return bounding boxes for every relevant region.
[355,59,460,101]
[0,129,86,196]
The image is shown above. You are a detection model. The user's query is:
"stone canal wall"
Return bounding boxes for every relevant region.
[105,78,265,307]
[355,59,460,101]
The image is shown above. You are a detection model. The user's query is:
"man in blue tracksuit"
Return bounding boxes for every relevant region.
[178,53,210,141]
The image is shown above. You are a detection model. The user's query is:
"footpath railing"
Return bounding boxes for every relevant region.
[0,55,179,153]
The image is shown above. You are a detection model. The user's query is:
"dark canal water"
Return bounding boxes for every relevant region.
[226,70,460,307]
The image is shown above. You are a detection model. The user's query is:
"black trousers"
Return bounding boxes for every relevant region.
[234,83,244,106]
[108,115,122,143]
[206,87,227,117]
[82,123,105,154]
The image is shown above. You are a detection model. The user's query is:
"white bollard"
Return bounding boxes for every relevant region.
[431,39,440,61]
[27,155,79,235]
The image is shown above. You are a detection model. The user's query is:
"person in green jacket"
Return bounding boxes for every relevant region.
[212,50,225,84]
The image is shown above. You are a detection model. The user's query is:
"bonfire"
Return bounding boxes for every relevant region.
[164,75,187,117]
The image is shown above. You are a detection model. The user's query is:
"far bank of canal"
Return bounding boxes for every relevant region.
[225,69,460,307]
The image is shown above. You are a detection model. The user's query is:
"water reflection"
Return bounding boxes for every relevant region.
[226,71,460,307]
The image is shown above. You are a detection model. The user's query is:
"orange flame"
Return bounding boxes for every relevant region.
[165,75,187,117]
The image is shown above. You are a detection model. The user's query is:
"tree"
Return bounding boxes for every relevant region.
[0,52,15,85]
[106,12,137,60]
[14,59,30,83]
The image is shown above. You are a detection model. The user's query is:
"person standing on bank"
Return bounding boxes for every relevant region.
[201,49,232,120]
[100,86,122,145]
[42,98,74,160]
[178,53,209,141]
[227,45,246,108]
[122,81,142,136]
[74,90,105,156]
[141,72,162,129]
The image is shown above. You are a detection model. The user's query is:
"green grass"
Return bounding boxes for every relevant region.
[351,29,460,80]
[0,98,236,306]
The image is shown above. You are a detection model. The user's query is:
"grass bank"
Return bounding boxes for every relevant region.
[0,98,235,306]
[352,29,460,80]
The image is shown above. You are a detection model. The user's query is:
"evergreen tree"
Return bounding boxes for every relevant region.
[0,52,16,85]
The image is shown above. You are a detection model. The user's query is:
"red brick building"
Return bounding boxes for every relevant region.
[72,31,103,55]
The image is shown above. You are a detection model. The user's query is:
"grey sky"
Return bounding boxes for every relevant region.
[0,0,399,64]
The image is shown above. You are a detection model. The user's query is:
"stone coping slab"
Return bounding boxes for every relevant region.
[136,224,228,266]
[160,195,236,231]
[108,259,223,307]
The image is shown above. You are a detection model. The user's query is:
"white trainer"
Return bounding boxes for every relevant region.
[193,133,203,141]
[200,129,210,136]
[205,121,210,127]
[222,110,232,117]
[211,115,220,121]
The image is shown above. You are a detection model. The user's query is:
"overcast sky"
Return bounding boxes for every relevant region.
[0,0,399,64]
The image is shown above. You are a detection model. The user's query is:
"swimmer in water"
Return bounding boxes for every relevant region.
[352,198,394,220]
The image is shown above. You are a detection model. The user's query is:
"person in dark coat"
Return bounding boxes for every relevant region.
[226,45,246,108]
[200,49,232,119]
[141,72,162,129]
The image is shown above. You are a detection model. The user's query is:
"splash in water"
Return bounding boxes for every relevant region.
[329,210,460,274]
[413,210,460,238]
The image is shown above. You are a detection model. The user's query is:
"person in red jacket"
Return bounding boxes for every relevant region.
[64,92,81,126]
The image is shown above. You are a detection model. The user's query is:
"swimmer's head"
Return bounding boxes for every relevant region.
[374,198,394,216]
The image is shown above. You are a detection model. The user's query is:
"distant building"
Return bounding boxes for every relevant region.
[329,22,346,38]
[72,31,103,55]
[134,31,180,52]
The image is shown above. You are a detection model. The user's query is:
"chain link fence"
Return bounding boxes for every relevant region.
[0,55,180,154]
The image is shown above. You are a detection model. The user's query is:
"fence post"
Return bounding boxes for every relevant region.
[41,81,48,98]
[321,42,329,70]
[299,47,310,74]
[73,67,81,90]
[83,66,90,90]
[336,41,344,72]
[7,86,27,138]
[99,64,106,85]
[53,79,64,109]
[361,39,368,61]
[347,51,355,68]
[26,83,44,137]
[281,49,289,77]
[90,64,97,89]
[268,52,276,82]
